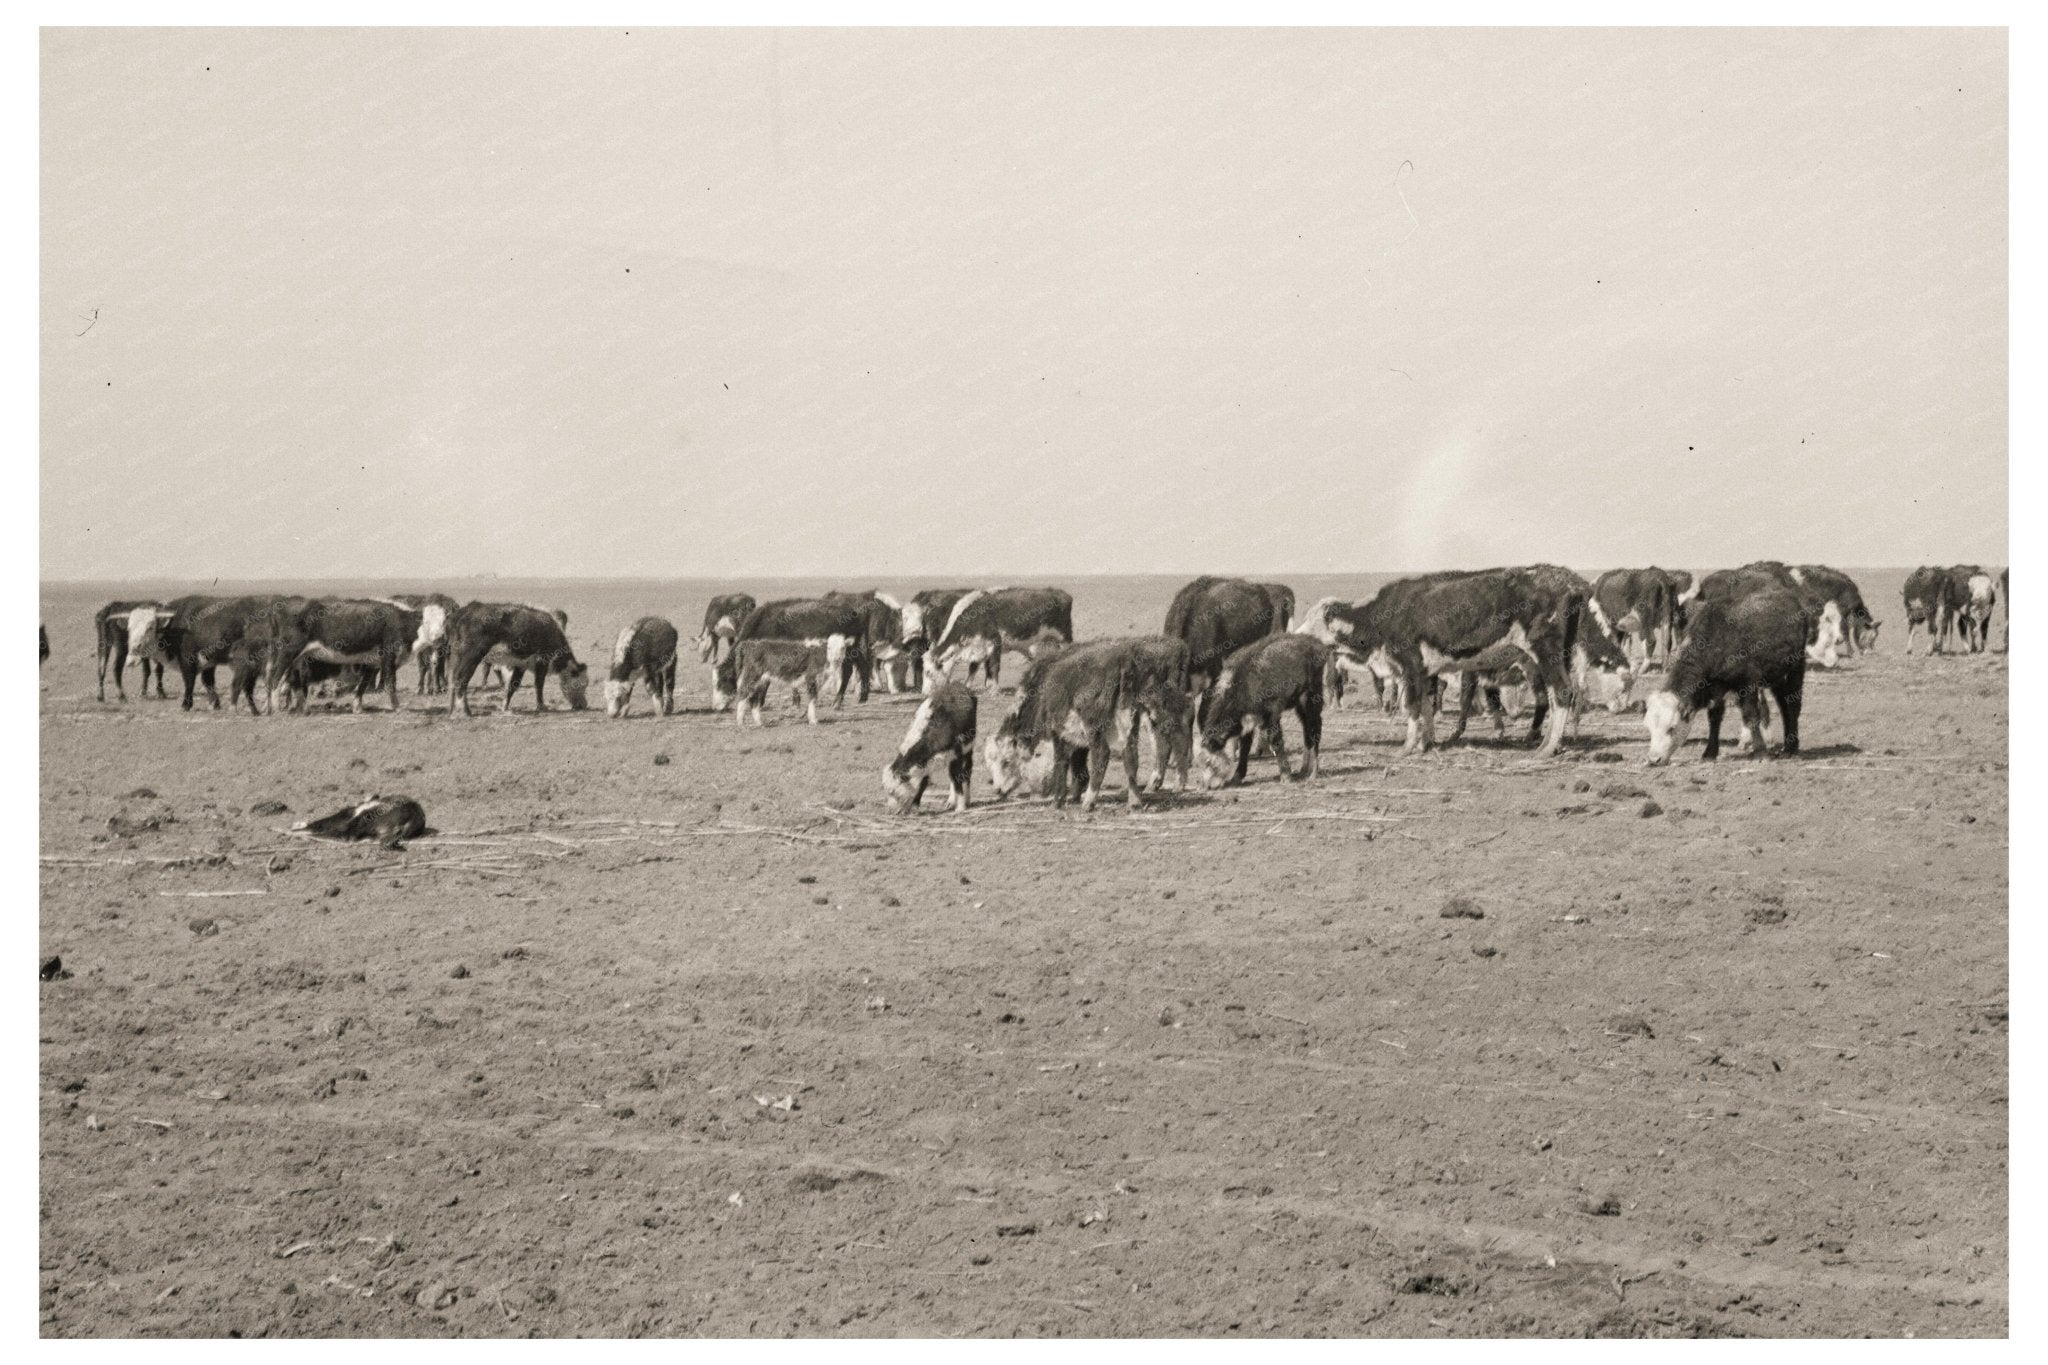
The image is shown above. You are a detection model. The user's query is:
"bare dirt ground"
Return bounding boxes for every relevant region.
[38,575,2007,1337]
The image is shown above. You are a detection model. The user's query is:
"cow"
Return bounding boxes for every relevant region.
[900,588,973,691]
[732,639,831,727]
[1258,583,1297,632]
[446,602,591,716]
[825,590,913,694]
[928,587,1074,691]
[1644,584,1809,764]
[154,595,291,711]
[695,593,757,709]
[1443,564,1633,744]
[1347,568,1584,757]
[882,682,978,813]
[604,616,679,718]
[1950,565,1997,653]
[721,597,872,709]
[1697,564,1842,667]
[380,593,459,693]
[1788,565,1879,656]
[1197,633,1327,788]
[1591,567,1682,669]
[984,639,1146,811]
[263,598,420,715]
[1296,596,1396,712]
[1163,576,1285,703]
[295,795,429,850]
[94,600,165,702]
[1902,566,1959,655]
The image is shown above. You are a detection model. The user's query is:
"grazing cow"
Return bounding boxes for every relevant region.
[1296,596,1396,711]
[155,595,290,711]
[1198,633,1327,788]
[899,588,973,691]
[984,639,1145,811]
[381,593,459,693]
[1445,564,1632,744]
[1163,576,1285,702]
[1258,583,1297,632]
[695,593,757,709]
[882,682,977,813]
[1117,636,1197,793]
[1788,565,1879,656]
[94,600,164,702]
[296,795,429,850]
[605,616,680,717]
[732,639,830,727]
[929,587,1074,690]
[1341,569,1585,756]
[1949,565,1997,653]
[1591,567,1682,669]
[722,597,872,709]
[446,602,591,716]
[264,598,421,715]
[1696,565,1841,667]
[1644,585,1809,764]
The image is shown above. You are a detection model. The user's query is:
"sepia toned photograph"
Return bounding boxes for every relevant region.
[38,25,2008,1338]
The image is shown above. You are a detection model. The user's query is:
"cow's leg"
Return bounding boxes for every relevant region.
[447,649,483,717]
[986,645,1002,689]
[1397,661,1429,753]
[804,674,820,725]
[1774,677,1803,756]
[1447,673,1474,742]
[1231,724,1254,785]
[1082,739,1111,812]
[1702,695,1726,760]
[1265,711,1293,782]
[1484,683,1508,740]
[1533,656,1571,758]
[1120,715,1144,809]
[947,747,973,812]
[109,633,128,701]
[1736,687,1772,756]
[1299,692,1322,779]
[200,662,223,710]
[1050,739,1073,809]
[501,666,523,713]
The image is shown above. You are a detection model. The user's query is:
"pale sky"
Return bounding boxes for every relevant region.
[39,27,2008,581]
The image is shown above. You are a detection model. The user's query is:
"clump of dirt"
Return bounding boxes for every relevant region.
[1440,897,1484,920]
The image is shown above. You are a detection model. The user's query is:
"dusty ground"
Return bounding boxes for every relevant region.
[38,574,2007,1338]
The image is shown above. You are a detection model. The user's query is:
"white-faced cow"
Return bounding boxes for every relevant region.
[94,600,168,702]
[1644,583,1809,764]
[1948,565,1997,653]
[380,592,459,693]
[825,590,913,694]
[264,598,421,715]
[1902,566,1960,655]
[1197,633,1327,788]
[900,588,973,691]
[446,602,591,716]
[605,616,679,717]
[1787,565,1879,656]
[732,639,831,727]
[721,597,872,710]
[928,588,1074,692]
[1591,568,1683,670]
[883,681,978,813]
[695,593,757,709]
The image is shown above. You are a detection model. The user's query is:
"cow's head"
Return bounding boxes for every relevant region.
[1855,617,1882,652]
[984,722,1054,800]
[1805,602,1843,669]
[1642,689,1691,765]
[556,658,591,710]
[1573,644,1637,714]
[898,602,926,647]
[881,759,925,814]
[604,677,634,717]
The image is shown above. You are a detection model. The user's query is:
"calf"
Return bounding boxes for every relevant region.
[929,587,1074,690]
[1198,633,1327,787]
[446,602,591,716]
[605,616,680,717]
[1950,565,1996,653]
[882,682,978,813]
[826,590,911,694]
[1119,636,1196,793]
[94,600,166,702]
[265,598,421,715]
[984,639,1141,811]
[695,593,757,710]
[296,796,428,850]
[1902,566,1959,655]
[733,639,831,727]
[1644,585,1808,764]
[1163,576,1284,703]
[723,597,872,708]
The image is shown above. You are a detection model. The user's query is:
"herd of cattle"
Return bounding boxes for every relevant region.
[60,561,2004,814]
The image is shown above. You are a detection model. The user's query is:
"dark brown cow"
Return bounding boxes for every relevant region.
[929,588,1074,690]
[722,597,872,709]
[155,595,288,712]
[733,639,830,726]
[983,639,1145,811]
[695,593,757,710]
[264,598,420,714]
[605,616,680,718]
[1645,585,1809,764]
[1592,567,1681,669]
[446,603,591,716]
[882,682,978,813]
[1197,633,1327,788]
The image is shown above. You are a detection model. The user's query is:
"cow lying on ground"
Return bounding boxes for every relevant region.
[695,593,757,710]
[1644,583,1809,764]
[1902,566,1959,655]
[265,598,421,715]
[1198,633,1327,787]
[733,639,832,726]
[928,587,1073,690]
[446,602,591,716]
[722,597,871,709]
[606,616,679,717]
[883,682,977,813]
[295,795,429,850]
[1951,565,1997,653]
[95,600,167,702]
